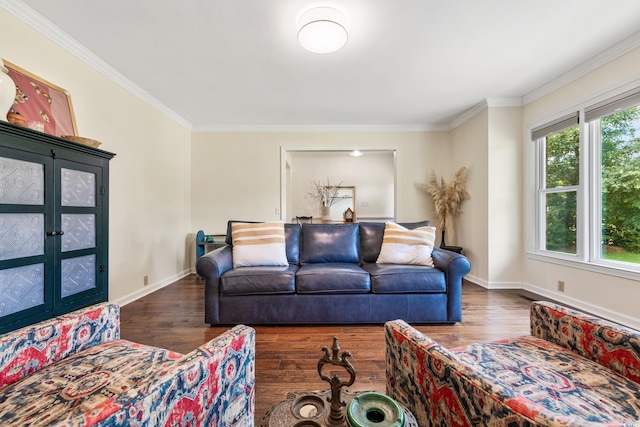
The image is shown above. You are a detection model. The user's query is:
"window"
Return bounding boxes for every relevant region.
[532,88,640,275]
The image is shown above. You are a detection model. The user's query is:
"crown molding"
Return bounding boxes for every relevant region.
[0,0,192,130]
[447,99,488,130]
[4,1,639,134]
[522,29,640,105]
[191,123,450,133]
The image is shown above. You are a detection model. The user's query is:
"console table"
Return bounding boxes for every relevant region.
[195,229,226,258]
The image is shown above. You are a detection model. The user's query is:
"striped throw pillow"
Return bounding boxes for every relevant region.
[231,221,289,268]
[376,222,436,267]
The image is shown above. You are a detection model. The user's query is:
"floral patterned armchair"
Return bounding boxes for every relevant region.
[0,302,255,426]
[385,301,640,426]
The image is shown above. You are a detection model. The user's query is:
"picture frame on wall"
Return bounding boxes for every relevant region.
[3,60,78,137]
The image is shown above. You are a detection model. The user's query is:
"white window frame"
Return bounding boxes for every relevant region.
[528,88,640,282]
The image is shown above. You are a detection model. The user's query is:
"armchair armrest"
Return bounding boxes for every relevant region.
[431,247,470,322]
[106,324,255,427]
[530,301,640,383]
[196,245,233,324]
[0,302,119,389]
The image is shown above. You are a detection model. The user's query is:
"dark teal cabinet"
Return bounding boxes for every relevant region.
[0,121,115,333]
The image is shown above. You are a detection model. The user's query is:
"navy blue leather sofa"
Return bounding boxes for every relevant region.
[196,221,471,325]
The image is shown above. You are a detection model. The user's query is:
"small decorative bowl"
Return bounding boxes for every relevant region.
[347,392,405,427]
[61,135,102,148]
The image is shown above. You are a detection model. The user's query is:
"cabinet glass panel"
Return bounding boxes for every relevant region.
[0,214,45,261]
[0,156,44,205]
[61,214,95,252]
[0,263,45,317]
[61,168,95,207]
[61,254,95,297]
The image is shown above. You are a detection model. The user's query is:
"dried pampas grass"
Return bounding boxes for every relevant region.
[420,167,469,243]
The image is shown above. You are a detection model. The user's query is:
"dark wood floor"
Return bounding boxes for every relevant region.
[119,275,540,421]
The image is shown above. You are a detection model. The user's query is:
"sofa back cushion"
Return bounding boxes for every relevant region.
[300,223,360,264]
[359,222,386,263]
[225,220,300,264]
[359,221,431,263]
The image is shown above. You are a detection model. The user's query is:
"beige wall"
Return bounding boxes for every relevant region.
[1,9,193,304]
[451,110,489,281]
[520,46,640,327]
[190,131,451,264]
[487,107,523,286]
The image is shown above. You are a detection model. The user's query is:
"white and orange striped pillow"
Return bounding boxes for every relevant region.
[376,222,436,267]
[231,221,289,268]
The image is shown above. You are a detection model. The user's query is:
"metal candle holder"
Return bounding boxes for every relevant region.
[317,337,356,426]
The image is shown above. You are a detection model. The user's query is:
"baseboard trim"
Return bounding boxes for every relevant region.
[522,282,640,331]
[113,269,191,307]
[464,275,640,329]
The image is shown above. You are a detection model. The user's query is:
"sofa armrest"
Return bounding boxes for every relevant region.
[385,320,569,427]
[0,302,119,389]
[530,301,640,384]
[431,247,470,322]
[106,324,255,427]
[196,245,233,324]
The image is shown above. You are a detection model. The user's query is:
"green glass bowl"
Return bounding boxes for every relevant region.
[347,392,405,427]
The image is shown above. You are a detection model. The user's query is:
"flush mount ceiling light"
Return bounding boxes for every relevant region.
[297,7,348,54]
[349,150,363,157]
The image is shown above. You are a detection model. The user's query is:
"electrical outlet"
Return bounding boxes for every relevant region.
[557,280,565,292]
[144,275,149,286]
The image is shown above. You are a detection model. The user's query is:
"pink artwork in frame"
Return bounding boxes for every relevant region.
[4,60,78,137]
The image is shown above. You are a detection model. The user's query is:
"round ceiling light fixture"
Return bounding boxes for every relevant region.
[297,7,348,54]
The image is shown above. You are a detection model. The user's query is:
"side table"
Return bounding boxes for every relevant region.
[259,389,418,427]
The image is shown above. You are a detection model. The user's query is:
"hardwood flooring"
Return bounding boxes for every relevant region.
[119,275,541,421]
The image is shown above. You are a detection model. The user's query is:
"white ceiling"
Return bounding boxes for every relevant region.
[7,0,640,131]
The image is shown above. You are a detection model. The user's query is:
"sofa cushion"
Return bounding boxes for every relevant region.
[377,222,436,267]
[300,223,360,264]
[231,221,289,268]
[220,265,298,295]
[359,221,432,263]
[296,263,371,293]
[359,222,386,263]
[284,223,301,264]
[0,339,182,425]
[226,220,301,264]
[451,336,640,423]
[362,263,445,293]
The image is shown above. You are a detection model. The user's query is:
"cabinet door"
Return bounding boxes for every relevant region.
[54,159,106,311]
[0,146,55,330]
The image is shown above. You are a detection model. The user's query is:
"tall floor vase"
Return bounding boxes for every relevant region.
[440,230,463,254]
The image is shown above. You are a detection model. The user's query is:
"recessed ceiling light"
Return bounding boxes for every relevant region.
[297,7,348,54]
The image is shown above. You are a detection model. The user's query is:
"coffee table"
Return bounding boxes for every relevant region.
[259,389,418,427]
[258,337,417,427]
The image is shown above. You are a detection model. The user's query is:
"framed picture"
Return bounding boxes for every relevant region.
[3,60,78,137]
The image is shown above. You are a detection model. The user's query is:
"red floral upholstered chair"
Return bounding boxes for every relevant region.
[0,302,255,426]
[385,301,640,426]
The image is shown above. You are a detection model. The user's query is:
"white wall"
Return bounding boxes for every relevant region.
[1,9,193,304]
